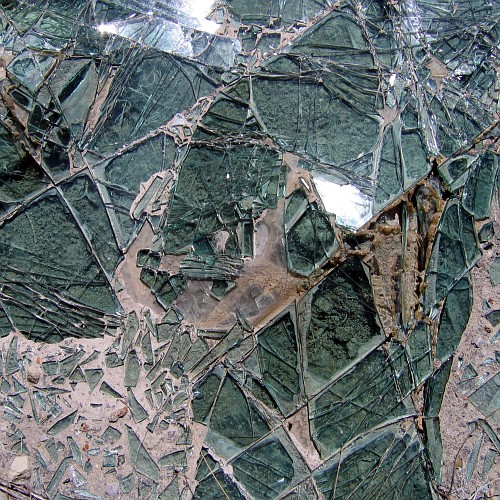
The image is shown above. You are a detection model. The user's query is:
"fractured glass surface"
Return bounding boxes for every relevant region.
[0,0,498,498]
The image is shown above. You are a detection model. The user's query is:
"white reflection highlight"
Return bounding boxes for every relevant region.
[97,23,118,34]
[312,176,372,231]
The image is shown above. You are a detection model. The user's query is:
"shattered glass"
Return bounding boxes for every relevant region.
[0,0,498,498]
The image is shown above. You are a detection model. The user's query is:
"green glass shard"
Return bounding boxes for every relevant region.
[47,410,77,435]
[67,436,83,467]
[436,275,472,362]
[194,469,245,500]
[192,372,222,423]
[60,173,121,276]
[5,335,19,375]
[0,123,49,212]
[313,426,432,500]
[88,54,216,154]
[99,381,123,399]
[465,431,484,483]
[252,75,379,167]
[304,258,383,387]
[120,473,135,495]
[257,311,301,415]
[423,417,444,485]
[463,151,498,219]
[489,258,500,286]
[162,144,284,255]
[46,456,72,497]
[105,352,123,368]
[479,221,494,243]
[310,348,411,456]
[208,374,269,449]
[69,366,85,384]
[127,426,160,481]
[285,190,338,276]
[469,373,500,424]
[424,198,480,310]
[195,449,219,481]
[0,193,120,341]
[127,388,149,423]
[59,350,85,377]
[101,426,122,444]
[424,357,453,418]
[158,477,179,500]
[231,438,294,498]
[406,322,433,387]
[124,350,141,388]
[84,368,103,393]
[159,450,187,469]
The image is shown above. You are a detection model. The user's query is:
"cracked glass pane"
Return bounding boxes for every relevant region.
[0,0,498,498]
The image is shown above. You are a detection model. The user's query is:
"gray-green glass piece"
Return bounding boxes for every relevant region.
[140,331,154,366]
[59,350,85,377]
[120,312,138,357]
[285,190,338,276]
[483,448,497,479]
[5,335,19,375]
[469,373,500,424]
[252,75,379,167]
[100,381,123,399]
[424,198,480,310]
[45,439,59,462]
[208,374,269,449]
[159,450,187,469]
[424,417,444,485]
[103,452,118,467]
[310,348,410,456]
[0,192,120,341]
[489,258,500,286]
[257,311,301,415]
[84,368,103,393]
[194,469,245,500]
[42,360,58,376]
[158,477,180,500]
[105,352,123,368]
[226,0,328,25]
[127,388,149,423]
[313,426,432,500]
[466,431,484,483]
[47,410,77,435]
[124,350,141,388]
[192,372,222,423]
[405,322,433,387]
[463,151,498,219]
[486,310,500,327]
[0,307,12,338]
[436,275,472,362]
[424,358,453,418]
[101,426,122,443]
[120,473,135,494]
[127,426,160,481]
[0,123,49,211]
[438,156,475,191]
[195,449,219,481]
[47,456,72,497]
[163,144,284,256]
[60,173,121,275]
[231,438,294,498]
[304,258,382,386]
[67,436,83,467]
[69,366,85,383]
[88,53,217,154]
[479,221,494,243]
